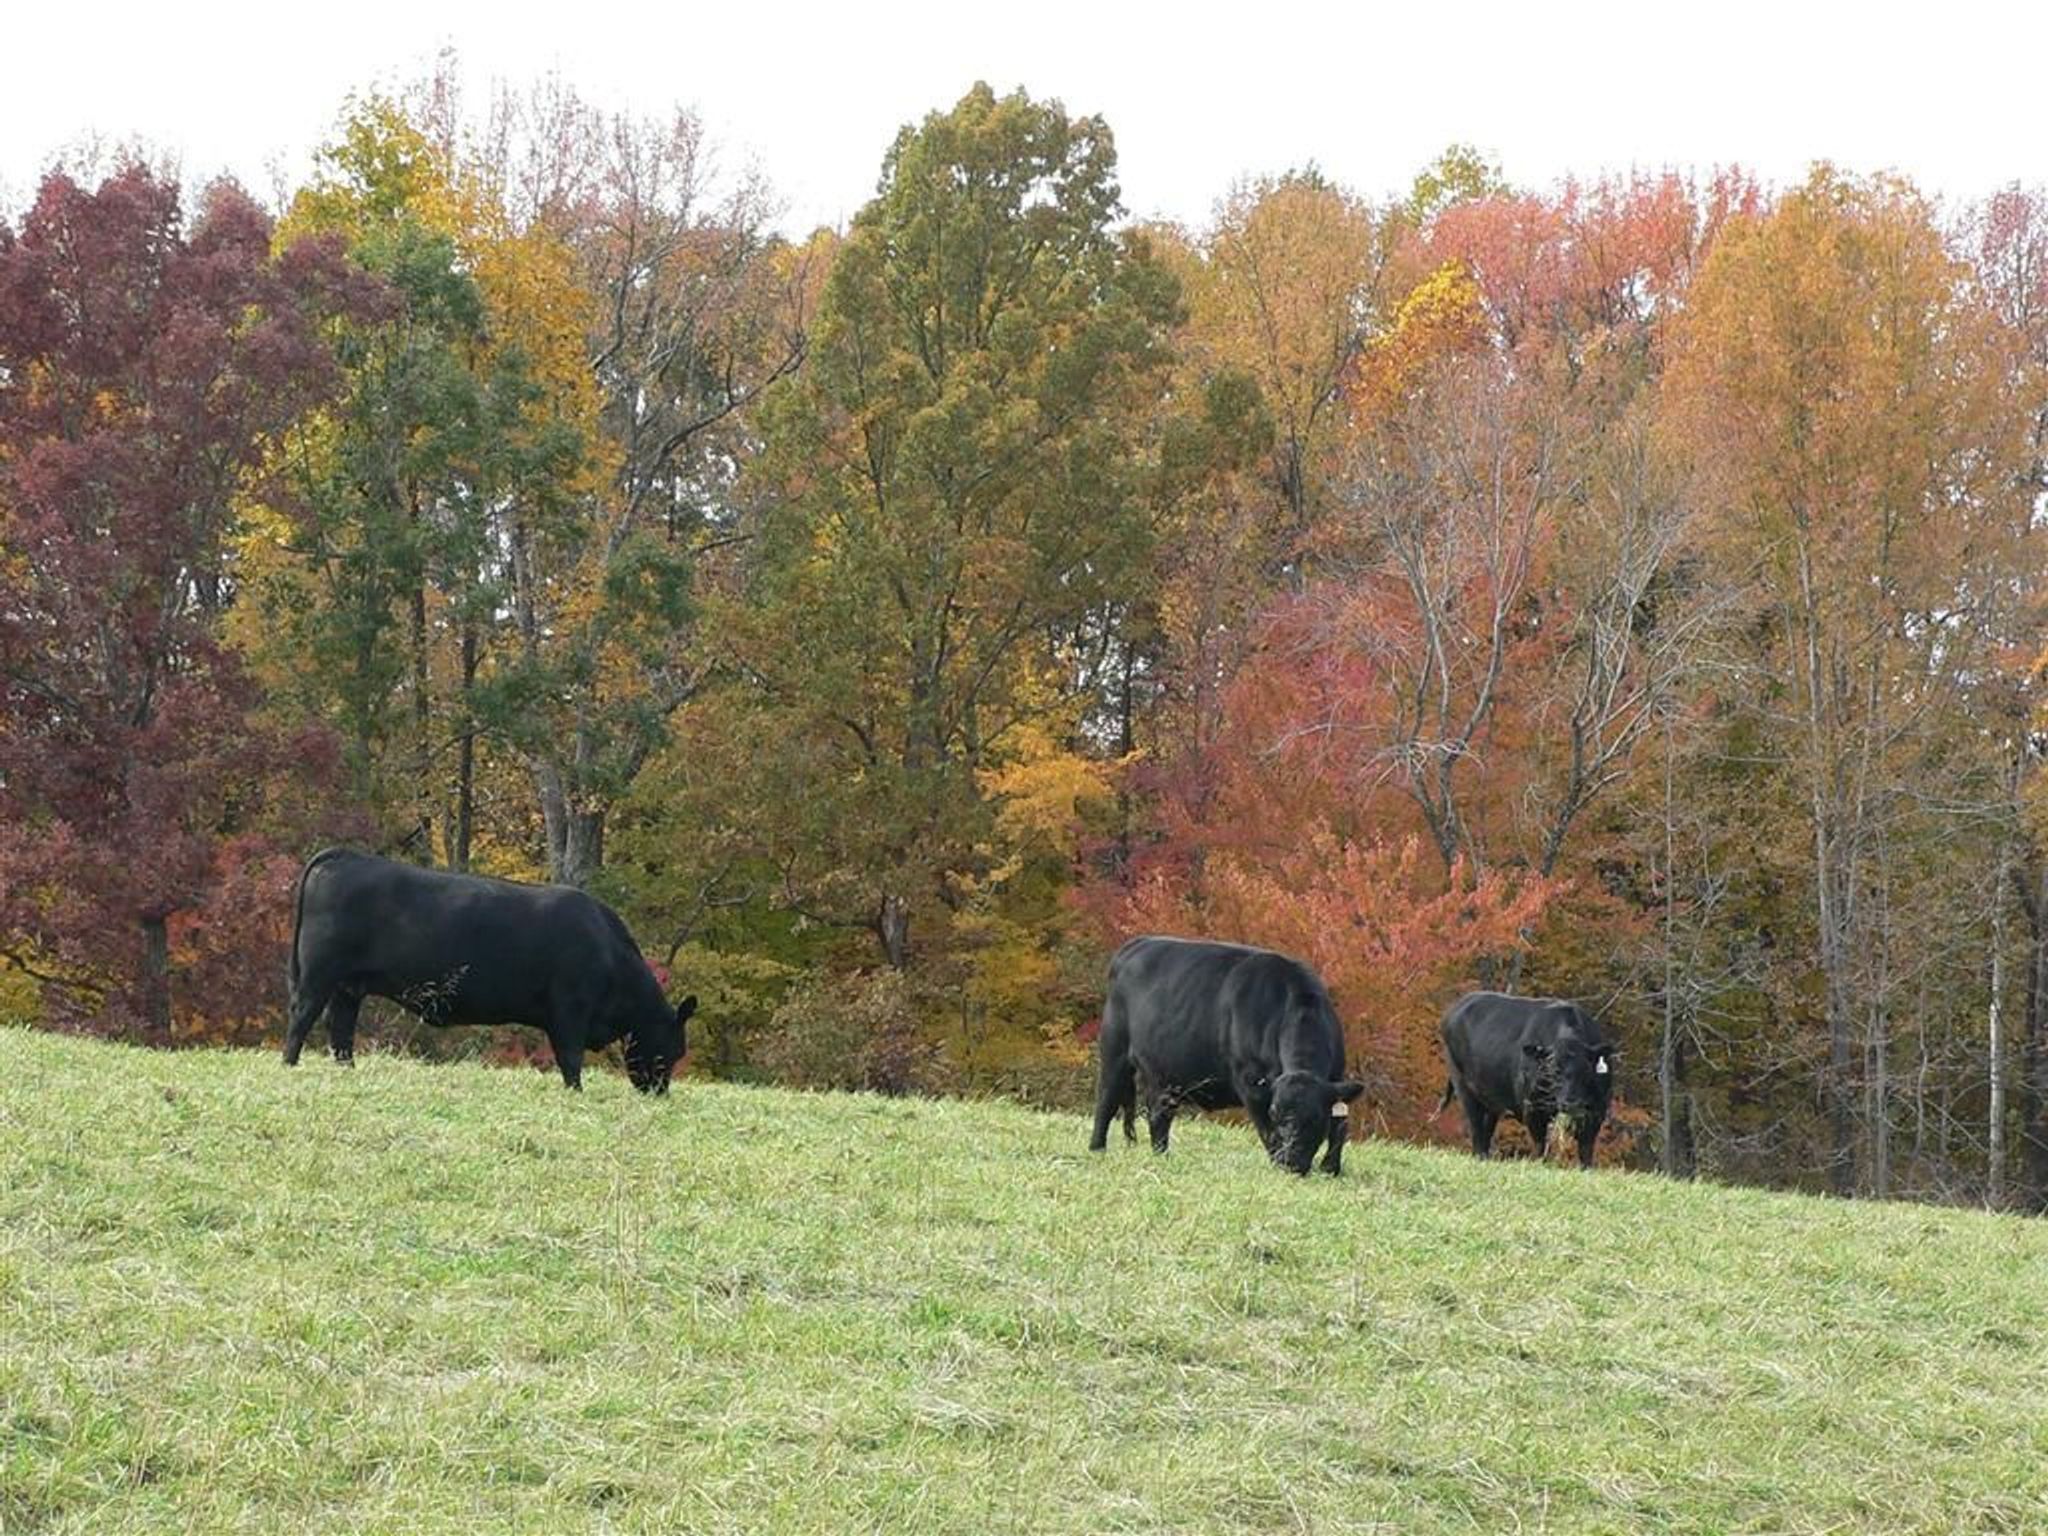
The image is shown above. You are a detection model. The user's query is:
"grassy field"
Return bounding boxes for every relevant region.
[2,1028,2045,1535]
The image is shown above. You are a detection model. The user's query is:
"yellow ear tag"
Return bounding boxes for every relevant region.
[1330,1101,1349,1118]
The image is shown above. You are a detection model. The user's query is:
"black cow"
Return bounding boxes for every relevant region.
[1437,991,1615,1167]
[282,848,695,1093]
[1090,936,1365,1175]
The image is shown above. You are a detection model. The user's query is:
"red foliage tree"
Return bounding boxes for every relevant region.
[0,168,379,1039]
[1091,175,1765,1135]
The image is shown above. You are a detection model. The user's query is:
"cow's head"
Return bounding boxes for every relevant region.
[625,994,696,1095]
[1267,1070,1366,1175]
[1523,1023,1615,1130]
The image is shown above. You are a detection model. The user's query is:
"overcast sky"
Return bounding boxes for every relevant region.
[4,2,2042,231]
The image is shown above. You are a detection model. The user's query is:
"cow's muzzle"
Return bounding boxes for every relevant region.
[1271,1143,1314,1177]
[627,1062,673,1094]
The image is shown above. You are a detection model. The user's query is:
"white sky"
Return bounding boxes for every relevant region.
[3,1,2042,232]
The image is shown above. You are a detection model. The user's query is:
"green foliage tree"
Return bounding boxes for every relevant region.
[243,101,590,872]
[721,83,1177,970]
[1401,143,1510,228]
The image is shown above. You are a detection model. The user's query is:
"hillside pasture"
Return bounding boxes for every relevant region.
[2,1028,2046,1533]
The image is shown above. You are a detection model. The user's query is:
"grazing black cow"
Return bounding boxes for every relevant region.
[1090,936,1365,1175]
[1437,991,1615,1167]
[283,848,695,1093]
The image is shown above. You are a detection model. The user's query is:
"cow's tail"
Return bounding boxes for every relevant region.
[1433,1077,1456,1119]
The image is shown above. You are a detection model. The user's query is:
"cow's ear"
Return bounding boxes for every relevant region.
[1334,1079,1366,1103]
[676,994,698,1023]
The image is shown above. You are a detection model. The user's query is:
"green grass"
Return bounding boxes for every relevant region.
[2,1029,2045,1534]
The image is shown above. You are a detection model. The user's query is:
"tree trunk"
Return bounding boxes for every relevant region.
[1659,722,1694,1178]
[411,576,434,858]
[1867,844,1892,1201]
[140,914,172,1043]
[1793,530,1859,1198]
[537,761,569,883]
[1869,992,1890,1200]
[1666,1032,1696,1179]
[536,760,605,889]
[566,808,604,888]
[2017,859,2048,1212]
[452,617,477,872]
[1816,817,1858,1196]
[1990,840,2011,1208]
[1113,639,1136,882]
[877,893,911,970]
[1279,435,1309,594]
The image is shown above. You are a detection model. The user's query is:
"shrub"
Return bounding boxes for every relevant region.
[756,970,957,1097]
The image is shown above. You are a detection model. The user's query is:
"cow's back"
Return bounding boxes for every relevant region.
[1107,938,1234,1082]
[1109,936,1340,1097]
[297,850,616,1026]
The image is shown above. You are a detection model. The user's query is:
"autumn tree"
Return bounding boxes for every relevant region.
[1971,183,2048,1207]
[0,167,368,1037]
[1398,144,1510,230]
[1321,175,1745,886]
[1097,170,1747,1134]
[239,100,593,875]
[1185,173,1380,574]
[1664,169,2037,1195]
[1121,179,1383,890]
[725,83,1177,970]
[251,80,806,891]
[452,76,816,886]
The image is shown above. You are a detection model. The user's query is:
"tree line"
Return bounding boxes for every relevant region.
[4,75,2047,1209]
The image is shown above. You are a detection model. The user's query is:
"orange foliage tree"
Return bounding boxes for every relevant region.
[1661,168,2038,1196]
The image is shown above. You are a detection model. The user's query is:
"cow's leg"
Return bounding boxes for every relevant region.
[1090,994,1135,1151]
[1526,1111,1553,1162]
[1244,1090,1278,1154]
[1458,1087,1497,1158]
[1472,1111,1499,1158]
[1120,1075,1137,1142]
[544,979,602,1091]
[1321,1115,1349,1177]
[282,981,331,1067]
[549,1031,586,1091]
[1576,1123,1600,1170]
[1147,1087,1178,1155]
[1089,1051,1134,1152]
[327,992,361,1066]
